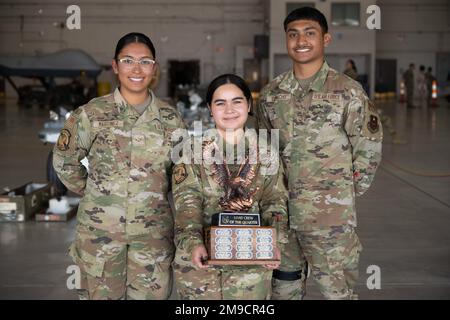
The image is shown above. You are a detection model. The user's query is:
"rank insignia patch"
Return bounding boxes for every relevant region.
[57,129,72,151]
[367,115,379,133]
[174,163,188,184]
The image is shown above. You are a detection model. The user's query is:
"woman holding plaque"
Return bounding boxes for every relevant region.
[171,74,289,299]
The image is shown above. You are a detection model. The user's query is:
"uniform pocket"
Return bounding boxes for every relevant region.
[265,102,279,122]
[89,128,124,172]
[69,242,105,278]
[264,102,287,131]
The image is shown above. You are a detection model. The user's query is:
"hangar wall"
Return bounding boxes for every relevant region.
[377,0,450,94]
[1,0,449,99]
[0,0,267,98]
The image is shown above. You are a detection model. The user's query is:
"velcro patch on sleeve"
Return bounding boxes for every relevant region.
[173,163,188,184]
[362,101,382,141]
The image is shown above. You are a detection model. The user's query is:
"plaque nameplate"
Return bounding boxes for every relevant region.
[211,212,261,227]
[205,226,279,266]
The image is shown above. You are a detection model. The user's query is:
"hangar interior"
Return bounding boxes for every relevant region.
[0,0,449,299]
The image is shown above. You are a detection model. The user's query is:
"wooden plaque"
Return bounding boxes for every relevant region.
[205,226,279,265]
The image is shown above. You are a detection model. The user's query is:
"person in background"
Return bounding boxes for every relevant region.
[416,65,428,105]
[344,59,358,81]
[403,63,415,108]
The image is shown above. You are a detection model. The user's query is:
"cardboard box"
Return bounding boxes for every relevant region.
[0,182,51,222]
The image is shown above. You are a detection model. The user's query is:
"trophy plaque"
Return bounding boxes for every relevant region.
[205,212,279,266]
[201,142,279,265]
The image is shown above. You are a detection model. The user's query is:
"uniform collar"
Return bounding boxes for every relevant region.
[113,88,160,121]
[310,61,330,92]
[278,60,330,95]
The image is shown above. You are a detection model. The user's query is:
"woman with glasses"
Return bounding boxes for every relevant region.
[171,74,289,299]
[53,32,185,299]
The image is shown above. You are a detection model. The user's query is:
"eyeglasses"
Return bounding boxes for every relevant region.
[117,57,156,70]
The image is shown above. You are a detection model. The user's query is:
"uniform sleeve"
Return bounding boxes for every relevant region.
[175,109,188,131]
[255,90,273,131]
[258,161,289,248]
[52,107,91,195]
[167,110,188,179]
[172,162,205,254]
[344,92,383,196]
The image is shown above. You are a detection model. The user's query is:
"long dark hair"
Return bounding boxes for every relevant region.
[114,32,156,60]
[348,59,357,73]
[206,74,253,114]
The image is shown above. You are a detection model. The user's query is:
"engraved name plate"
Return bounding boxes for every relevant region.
[205,225,279,266]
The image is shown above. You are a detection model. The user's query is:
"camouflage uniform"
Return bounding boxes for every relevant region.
[257,61,383,299]
[172,133,289,300]
[270,230,308,300]
[403,68,415,108]
[53,88,185,299]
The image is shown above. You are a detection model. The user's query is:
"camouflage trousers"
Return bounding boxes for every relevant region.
[174,263,272,300]
[298,225,362,300]
[271,229,308,300]
[69,223,174,300]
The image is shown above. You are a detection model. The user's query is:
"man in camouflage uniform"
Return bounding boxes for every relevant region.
[172,132,289,299]
[53,88,185,299]
[257,7,383,299]
[403,63,415,108]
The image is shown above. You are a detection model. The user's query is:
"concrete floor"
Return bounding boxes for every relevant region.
[0,97,449,300]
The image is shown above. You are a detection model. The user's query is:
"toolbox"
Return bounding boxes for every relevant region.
[0,182,51,222]
[35,197,79,222]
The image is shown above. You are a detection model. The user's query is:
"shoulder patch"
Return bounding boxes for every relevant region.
[56,129,72,151]
[367,114,380,134]
[173,163,188,184]
[362,101,382,141]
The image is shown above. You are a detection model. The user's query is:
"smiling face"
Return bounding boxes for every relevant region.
[286,19,330,66]
[112,42,155,98]
[210,83,250,136]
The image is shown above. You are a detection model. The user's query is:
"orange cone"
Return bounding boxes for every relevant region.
[399,80,406,103]
[430,80,438,107]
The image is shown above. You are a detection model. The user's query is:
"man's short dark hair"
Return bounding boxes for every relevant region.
[283,7,328,34]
